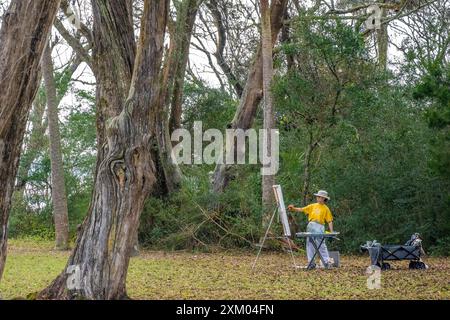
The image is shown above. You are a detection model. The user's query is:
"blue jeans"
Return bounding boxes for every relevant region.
[306,221,330,266]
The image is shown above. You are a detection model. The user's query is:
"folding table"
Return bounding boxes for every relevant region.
[295,232,340,269]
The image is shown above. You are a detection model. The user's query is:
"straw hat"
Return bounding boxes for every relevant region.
[314,190,330,200]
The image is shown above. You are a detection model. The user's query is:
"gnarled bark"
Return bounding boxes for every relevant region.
[91,0,136,161]
[38,0,169,300]
[0,0,61,282]
[212,0,288,192]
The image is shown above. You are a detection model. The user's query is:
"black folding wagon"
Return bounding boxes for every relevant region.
[360,233,427,270]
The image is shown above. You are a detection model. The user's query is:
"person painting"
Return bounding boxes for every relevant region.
[288,190,334,269]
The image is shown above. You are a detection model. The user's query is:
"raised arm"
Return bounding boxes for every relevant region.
[287,205,305,213]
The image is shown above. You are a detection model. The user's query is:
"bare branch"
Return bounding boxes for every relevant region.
[60,0,94,45]
[206,0,244,97]
[53,18,94,71]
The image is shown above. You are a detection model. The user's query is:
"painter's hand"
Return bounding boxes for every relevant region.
[287,204,295,212]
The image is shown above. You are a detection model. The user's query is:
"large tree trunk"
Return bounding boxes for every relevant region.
[212,0,288,193]
[38,0,169,300]
[90,0,138,256]
[0,0,61,282]
[260,0,276,226]
[91,0,136,161]
[42,43,70,250]
[54,0,183,258]
[90,0,181,196]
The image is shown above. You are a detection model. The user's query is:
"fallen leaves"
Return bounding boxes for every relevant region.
[0,240,449,300]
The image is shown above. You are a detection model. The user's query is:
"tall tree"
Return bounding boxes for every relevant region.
[167,0,202,133]
[42,42,70,250]
[212,0,288,192]
[16,97,48,194]
[16,52,81,202]
[0,0,61,282]
[377,1,389,70]
[260,0,275,224]
[39,0,170,299]
[52,0,185,256]
[156,0,201,194]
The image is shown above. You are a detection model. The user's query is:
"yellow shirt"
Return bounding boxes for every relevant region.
[301,203,333,225]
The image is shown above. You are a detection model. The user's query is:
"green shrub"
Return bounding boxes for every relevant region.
[139,166,262,251]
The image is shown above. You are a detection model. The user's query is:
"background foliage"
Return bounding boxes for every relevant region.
[9,9,449,256]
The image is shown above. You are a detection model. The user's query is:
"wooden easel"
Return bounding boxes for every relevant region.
[251,185,297,270]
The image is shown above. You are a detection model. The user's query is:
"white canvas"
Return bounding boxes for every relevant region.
[272,185,291,237]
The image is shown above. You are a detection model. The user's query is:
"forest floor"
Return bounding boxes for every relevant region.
[0,239,449,300]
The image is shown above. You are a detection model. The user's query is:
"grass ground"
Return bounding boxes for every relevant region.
[0,239,449,299]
